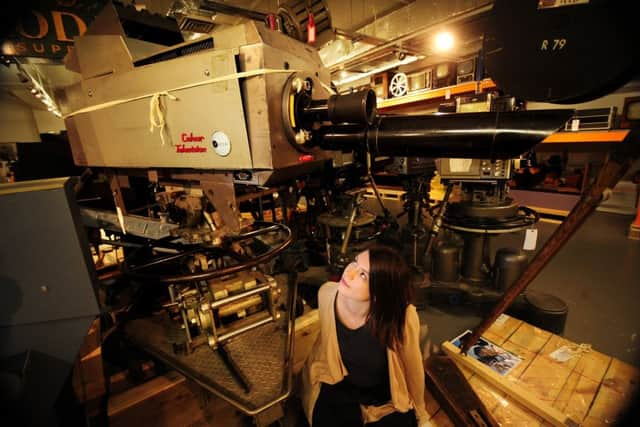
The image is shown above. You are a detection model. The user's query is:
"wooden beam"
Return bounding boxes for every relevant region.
[442,341,580,427]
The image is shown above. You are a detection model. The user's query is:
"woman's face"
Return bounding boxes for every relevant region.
[338,250,370,302]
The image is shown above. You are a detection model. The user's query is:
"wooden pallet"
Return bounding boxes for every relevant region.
[430,314,639,426]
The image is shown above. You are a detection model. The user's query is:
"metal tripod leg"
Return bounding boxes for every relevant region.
[423,183,453,267]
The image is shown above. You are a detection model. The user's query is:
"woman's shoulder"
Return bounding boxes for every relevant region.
[318,281,339,303]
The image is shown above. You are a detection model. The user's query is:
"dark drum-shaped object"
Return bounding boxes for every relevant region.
[493,248,528,292]
[522,291,569,335]
[431,242,460,283]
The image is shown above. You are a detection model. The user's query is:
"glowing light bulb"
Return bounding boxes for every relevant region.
[434,31,454,52]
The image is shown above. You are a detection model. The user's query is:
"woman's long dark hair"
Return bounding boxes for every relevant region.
[367,245,413,350]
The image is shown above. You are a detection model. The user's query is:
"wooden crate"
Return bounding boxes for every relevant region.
[429,314,639,426]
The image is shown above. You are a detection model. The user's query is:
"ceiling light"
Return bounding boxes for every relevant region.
[434,31,454,52]
[2,42,16,56]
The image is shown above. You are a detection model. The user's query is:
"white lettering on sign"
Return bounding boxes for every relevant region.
[538,0,590,10]
[540,38,567,51]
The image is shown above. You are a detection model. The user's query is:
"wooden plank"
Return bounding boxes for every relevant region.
[551,345,611,425]
[108,371,245,427]
[584,385,630,425]
[485,314,523,344]
[600,358,640,395]
[517,336,582,403]
[469,376,543,426]
[585,358,640,425]
[554,372,601,423]
[501,340,538,380]
[108,371,187,416]
[482,330,506,346]
[580,416,607,426]
[572,350,610,382]
[109,360,156,394]
[442,341,579,427]
[492,401,543,427]
[429,408,456,427]
[456,363,474,380]
[552,371,581,413]
[508,323,552,354]
[518,354,573,403]
[468,376,504,411]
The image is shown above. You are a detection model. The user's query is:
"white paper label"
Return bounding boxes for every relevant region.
[571,119,580,131]
[523,229,538,251]
[445,89,451,100]
[549,346,574,362]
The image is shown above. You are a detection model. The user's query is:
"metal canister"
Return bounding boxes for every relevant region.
[431,241,460,283]
[493,248,528,291]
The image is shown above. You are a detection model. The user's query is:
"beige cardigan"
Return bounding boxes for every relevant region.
[301,282,429,425]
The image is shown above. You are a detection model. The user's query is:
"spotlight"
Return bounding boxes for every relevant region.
[1,42,16,56]
[434,31,454,52]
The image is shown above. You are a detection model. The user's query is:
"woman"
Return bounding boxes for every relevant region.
[302,245,431,427]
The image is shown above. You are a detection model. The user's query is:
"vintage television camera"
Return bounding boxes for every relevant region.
[47,0,595,420]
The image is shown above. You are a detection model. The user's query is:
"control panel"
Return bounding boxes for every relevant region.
[436,158,512,181]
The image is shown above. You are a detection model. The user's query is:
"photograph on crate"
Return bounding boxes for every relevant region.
[452,330,521,376]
